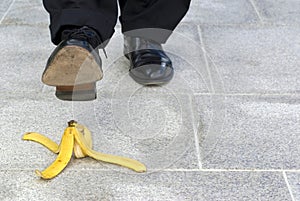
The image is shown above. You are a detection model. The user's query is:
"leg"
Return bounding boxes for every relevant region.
[118,0,191,85]
[119,0,191,43]
[43,0,118,45]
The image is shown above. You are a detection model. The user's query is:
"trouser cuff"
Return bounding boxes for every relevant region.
[49,8,116,47]
[121,21,173,44]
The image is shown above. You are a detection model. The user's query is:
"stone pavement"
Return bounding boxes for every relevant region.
[0,0,299,200]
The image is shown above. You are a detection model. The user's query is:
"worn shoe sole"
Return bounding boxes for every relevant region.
[42,46,102,101]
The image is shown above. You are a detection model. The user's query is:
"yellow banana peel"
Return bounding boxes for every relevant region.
[73,123,93,158]
[35,126,74,179]
[74,127,147,172]
[22,120,146,179]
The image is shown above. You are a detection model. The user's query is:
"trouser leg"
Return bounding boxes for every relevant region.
[43,0,118,45]
[119,0,191,43]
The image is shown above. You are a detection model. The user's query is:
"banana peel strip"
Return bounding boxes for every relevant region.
[22,121,146,179]
[23,132,60,153]
[73,128,146,173]
[35,127,74,179]
[73,124,92,158]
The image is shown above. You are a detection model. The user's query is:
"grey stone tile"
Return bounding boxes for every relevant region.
[0,25,54,95]
[173,23,201,42]
[183,0,259,24]
[201,25,300,94]
[0,0,13,21]
[286,172,300,201]
[0,99,75,169]
[2,0,49,25]
[196,94,300,169]
[0,170,291,201]
[253,0,300,25]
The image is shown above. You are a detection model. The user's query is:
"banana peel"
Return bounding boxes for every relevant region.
[22,120,146,179]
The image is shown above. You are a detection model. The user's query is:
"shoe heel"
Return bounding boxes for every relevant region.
[55,83,96,101]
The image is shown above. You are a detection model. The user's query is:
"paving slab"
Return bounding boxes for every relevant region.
[201,24,300,94]
[0,98,74,169]
[0,24,53,94]
[196,94,300,169]
[183,0,259,24]
[286,172,300,201]
[0,170,291,201]
[253,0,300,25]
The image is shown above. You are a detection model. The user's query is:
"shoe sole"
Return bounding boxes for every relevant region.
[42,46,102,101]
[129,71,173,86]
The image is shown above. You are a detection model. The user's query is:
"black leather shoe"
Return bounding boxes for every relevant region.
[42,26,103,101]
[124,36,173,85]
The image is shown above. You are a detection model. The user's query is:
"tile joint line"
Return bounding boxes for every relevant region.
[0,0,16,24]
[283,171,296,201]
[197,25,215,94]
[189,95,203,169]
[248,0,264,23]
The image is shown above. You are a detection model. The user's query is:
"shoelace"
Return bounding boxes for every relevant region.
[62,26,107,58]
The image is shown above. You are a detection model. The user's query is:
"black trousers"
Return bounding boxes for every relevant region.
[43,0,191,46]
